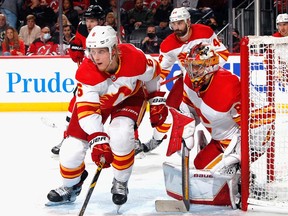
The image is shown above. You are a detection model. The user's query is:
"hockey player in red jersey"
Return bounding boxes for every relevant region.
[137,7,229,154]
[272,13,288,37]
[180,43,241,173]
[46,25,167,207]
[50,4,106,155]
[160,43,241,208]
[69,4,105,63]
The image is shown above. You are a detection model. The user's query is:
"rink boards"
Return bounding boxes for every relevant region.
[1,54,240,111]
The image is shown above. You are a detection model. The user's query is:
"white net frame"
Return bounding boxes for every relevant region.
[246,36,288,211]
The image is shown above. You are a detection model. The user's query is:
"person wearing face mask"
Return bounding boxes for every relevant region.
[26,26,60,55]
[232,28,241,53]
[140,25,162,54]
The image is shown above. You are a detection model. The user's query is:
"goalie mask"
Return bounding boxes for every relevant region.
[183,43,219,91]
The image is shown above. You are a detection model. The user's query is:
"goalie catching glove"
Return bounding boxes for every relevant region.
[89,132,113,168]
[148,91,168,127]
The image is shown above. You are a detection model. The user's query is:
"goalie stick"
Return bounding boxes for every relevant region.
[156,108,192,212]
[155,139,190,212]
[78,157,105,216]
[181,139,190,211]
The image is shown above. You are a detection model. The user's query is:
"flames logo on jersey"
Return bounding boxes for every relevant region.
[100,84,141,109]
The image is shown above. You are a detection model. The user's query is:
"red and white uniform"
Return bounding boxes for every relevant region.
[154,24,229,138]
[159,24,229,80]
[181,68,241,169]
[60,44,161,185]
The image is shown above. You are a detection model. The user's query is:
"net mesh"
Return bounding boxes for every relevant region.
[246,36,288,208]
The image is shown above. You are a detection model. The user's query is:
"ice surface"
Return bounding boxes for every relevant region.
[0,112,284,216]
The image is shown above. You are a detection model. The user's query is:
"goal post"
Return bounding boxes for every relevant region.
[241,36,288,213]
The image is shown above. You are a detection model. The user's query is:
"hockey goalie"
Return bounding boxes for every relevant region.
[161,43,242,209]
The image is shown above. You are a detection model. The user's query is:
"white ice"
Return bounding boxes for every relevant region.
[0,112,284,216]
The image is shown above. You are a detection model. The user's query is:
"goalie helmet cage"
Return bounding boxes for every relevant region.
[241,36,288,213]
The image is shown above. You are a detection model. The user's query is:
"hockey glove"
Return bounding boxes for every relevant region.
[148,91,168,127]
[69,43,84,63]
[89,132,113,168]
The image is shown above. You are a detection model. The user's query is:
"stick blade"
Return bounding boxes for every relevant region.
[155,200,188,212]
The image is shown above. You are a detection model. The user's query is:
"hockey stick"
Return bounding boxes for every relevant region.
[160,73,182,86]
[181,139,190,211]
[78,157,105,216]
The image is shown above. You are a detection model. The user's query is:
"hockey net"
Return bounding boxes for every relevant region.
[241,36,288,213]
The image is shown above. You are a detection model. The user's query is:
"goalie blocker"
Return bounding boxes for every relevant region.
[162,162,240,208]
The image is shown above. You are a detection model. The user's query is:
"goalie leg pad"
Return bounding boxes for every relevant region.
[162,162,240,207]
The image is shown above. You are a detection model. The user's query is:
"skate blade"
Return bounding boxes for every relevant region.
[45,200,75,207]
[135,151,146,159]
[115,204,122,214]
[50,153,59,160]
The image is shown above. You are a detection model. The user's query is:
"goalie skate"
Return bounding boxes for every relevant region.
[46,170,88,206]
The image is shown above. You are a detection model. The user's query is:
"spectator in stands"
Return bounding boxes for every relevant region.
[60,24,75,54]
[106,0,117,16]
[144,0,161,14]
[273,13,288,37]
[105,0,128,32]
[26,26,59,55]
[51,13,73,39]
[72,0,90,16]
[126,0,154,34]
[21,0,57,29]
[153,0,173,39]
[197,0,228,29]
[121,0,135,12]
[140,24,162,54]
[63,0,80,31]
[2,26,25,56]
[105,11,126,42]
[46,0,60,13]
[0,0,23,29]
[232,28,241,53]
[274,0,288,13]
[19,14,41,53]
[207,16,219,33]
[0,13,9,55]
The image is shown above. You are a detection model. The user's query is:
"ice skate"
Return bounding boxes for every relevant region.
[46,170,88,206]
[134,139,146,159]
[111,178,128,211]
